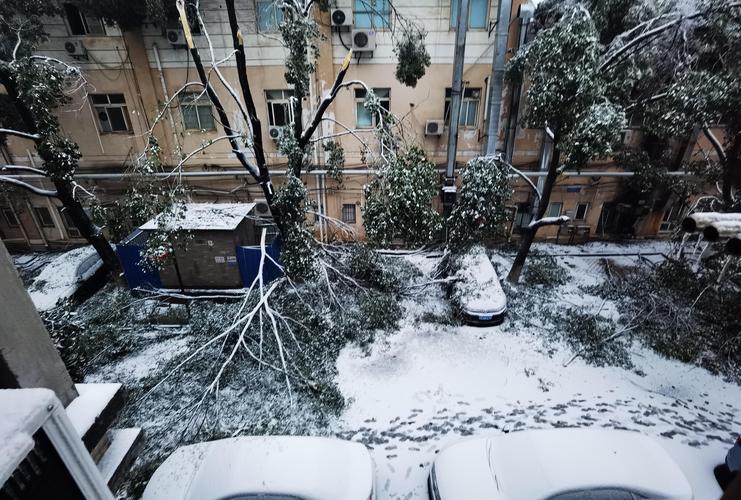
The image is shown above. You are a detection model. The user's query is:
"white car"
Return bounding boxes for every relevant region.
[451,247,507,325]
[142,436,375,500]
[429,429,722,500]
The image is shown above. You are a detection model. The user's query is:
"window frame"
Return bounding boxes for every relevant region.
[92,94,132,134]
[659,206,675,233]
[444,87,482,129]
[57,206,82,237]
[354,88,390,129]
[265,89,295,127]
[33,206,55,228]
[354,0,392,30]
[574,202,589,221]
[257,0,285,33]
[450,0,490,30]
[62,3,105,36]
[179,92,216,131]
[341,203,357,224]
[546,202,563,218]
[1,207,19,227]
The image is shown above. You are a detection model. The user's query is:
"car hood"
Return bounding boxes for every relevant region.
[434,438,505,500]
[142,436,374,500]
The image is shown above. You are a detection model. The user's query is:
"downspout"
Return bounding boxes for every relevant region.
[152,43,181,158]
[504,3,533,163]
[322,173,329,241]
[484,0,513,155]
[444,0,471,214]
[316,173,324,242]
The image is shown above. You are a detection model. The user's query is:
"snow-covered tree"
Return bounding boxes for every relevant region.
[505,5,626,282]
[447,156,512,251]
[0,0,119,270]
[363,146,443,247]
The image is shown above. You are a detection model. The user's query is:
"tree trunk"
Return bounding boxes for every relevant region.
[723,137,741,211]
[53,180,119,271]
[507,143,561,283]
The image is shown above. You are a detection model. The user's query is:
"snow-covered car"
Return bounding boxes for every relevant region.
[142,436,375,500]
[450,247,507,325]
[428,428,720,500]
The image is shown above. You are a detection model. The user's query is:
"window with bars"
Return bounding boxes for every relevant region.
[265,90,294,127]
[341,204,357,224]
[63,3,104,35]
[355,88,390,128]
[257,1,285,32]
[354,0,391,29]
[450,0,489,29]
[1,207,19,227]
[574,202,589,220]
[33,207,55,227]
[57,207,81,237]
[444,88,481,128]
[179,92,215,131]
[92,94,131,133]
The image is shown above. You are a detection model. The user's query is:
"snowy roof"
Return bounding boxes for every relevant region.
[139,203,256,231]
[453,247,507,314]
[0,389,58,486]
[434,429,693,500]
[142,436,374,500]
[28,246,103,311]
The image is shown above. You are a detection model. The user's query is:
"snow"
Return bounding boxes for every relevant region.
[142,436,374,500]
[0,388,58,485]
[453,247,507,314]
[139,203,256,231]
[27,246,102,311]
[335,241,740,500]
[97,428,142,484]
[528,214,570,228]
[65,383,121,438]
[86,338,190,383]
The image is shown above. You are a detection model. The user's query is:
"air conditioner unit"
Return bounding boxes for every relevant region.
[331,8,352,29]
[268,126,282,141]
[166,28,186,47]
[64,39,88,58]
[425,119,445,136]
[0,389,112,499]
[352,29,376,52]
[253,199,272,218]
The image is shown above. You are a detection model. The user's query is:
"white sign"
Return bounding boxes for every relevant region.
[214,256,225,263]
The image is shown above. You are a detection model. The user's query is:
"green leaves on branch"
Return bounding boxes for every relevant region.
[394,27,431,88]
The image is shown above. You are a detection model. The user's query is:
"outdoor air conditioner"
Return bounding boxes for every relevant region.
[64,39,88,58]
[268,126,282,141]
[253,199,272,218]
[425,119,445,136]
[331,8,352,29]
[166,28,187,47]
[352,29,376,52]
[0,389,112,500]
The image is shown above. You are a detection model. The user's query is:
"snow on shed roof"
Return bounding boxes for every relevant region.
[139,203,256,231]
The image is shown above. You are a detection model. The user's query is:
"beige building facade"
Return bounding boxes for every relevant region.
[0,0,714,251]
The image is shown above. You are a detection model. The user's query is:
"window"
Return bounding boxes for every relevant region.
[57,207,81,237]
[33,207,55,228]
[355,88,390,128]
[257,1,284,32]
[444,88,481,128]
[354,0,391,29]
[265,90,294,127]
[513,202,532,230]
[179,92,215,130]
[575,202,589,220]
[341,204,357,224]
[450,0,489,29]
[63,3,104,35]
[546,202,563,218]
[1,207,19,227]
[92,94,131,133]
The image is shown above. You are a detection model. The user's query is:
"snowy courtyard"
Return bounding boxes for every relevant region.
[60,240,740,498]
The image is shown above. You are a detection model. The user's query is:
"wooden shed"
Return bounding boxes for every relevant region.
[139,203,258,289]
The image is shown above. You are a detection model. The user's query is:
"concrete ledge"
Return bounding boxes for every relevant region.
[65,383,123,450]
[97,428,143,490]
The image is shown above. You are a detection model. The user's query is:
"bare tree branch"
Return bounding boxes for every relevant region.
[0,128,41,141]
[0,175,58,197]
[1,164,46,175]
[703,126,727,163]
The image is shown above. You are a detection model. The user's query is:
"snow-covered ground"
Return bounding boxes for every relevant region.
[26,246,102,311]
[335,241,741,499]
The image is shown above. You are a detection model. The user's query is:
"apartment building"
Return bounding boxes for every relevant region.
[0,0,708,251]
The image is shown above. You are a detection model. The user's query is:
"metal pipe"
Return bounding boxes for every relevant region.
[485,0,513,155]
[445,0,470,181]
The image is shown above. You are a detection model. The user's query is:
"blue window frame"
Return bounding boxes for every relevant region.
[354,0,391,29]
[450,0,489,29]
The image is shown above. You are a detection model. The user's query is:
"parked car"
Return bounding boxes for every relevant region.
[142,436,375,500]
[450,247,507,326]
[428,428,721,500]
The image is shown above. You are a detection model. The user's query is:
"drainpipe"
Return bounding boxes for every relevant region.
[316,173,324,242]
[444,0,471,215]
[503,3,533,163]
[321,173,329,241]
[484,0,512,155]
[152,43,181,158]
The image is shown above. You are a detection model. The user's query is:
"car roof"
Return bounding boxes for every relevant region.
[142,436,373,500]
[489,429,693,499]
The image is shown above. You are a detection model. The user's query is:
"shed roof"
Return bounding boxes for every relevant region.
[139,203,256,231]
